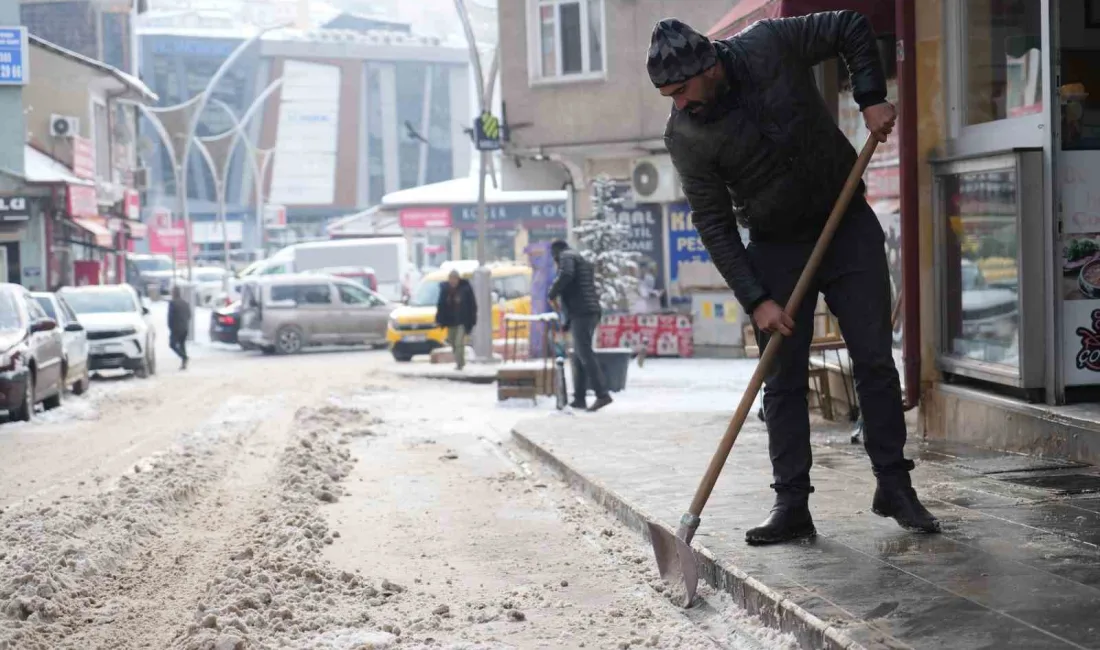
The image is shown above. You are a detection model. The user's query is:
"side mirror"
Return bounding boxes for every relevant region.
[31,318,57,333]
[142,306,150,315]
[64,322,84,333]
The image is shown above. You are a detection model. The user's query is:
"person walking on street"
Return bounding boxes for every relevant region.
[648,12,939,545]
[167,286,191,370]
[435,270,476,371]
[548,240,612,413]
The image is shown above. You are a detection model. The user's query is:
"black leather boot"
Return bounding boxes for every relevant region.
[745,494,816,546]
[872,474,941,534]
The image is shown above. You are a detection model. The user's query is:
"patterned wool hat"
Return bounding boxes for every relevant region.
[646,18,718,88]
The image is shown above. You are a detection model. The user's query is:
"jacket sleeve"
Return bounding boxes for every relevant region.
[548,254,575,302]
[435,284,447,324]
[167,301,176,328]
[765,11,887,110]
[669,139,770,315]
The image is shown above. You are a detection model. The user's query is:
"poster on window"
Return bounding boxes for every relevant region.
[1064,300,1100,385]
[610,203,664,305]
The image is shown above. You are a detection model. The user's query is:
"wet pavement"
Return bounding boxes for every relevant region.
[513,411,1100,649]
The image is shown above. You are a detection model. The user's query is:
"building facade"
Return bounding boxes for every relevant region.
[0,34,154,290]
[136,11,472,255]
[20,0,143,75]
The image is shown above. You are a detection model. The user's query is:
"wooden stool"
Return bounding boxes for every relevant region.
[807,366,834,420]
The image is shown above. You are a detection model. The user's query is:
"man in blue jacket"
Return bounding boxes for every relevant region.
[649,13,939,544]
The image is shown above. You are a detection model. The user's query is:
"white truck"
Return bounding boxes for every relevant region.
[236,238,411,302]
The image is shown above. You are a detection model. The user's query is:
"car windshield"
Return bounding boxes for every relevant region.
[133,257,173,273]
[0,292,23,330]
[410,279,443,307]
[62,290,137,314]
[33,296,57,320]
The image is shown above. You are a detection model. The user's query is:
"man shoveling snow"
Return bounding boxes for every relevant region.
[649,12,940,545]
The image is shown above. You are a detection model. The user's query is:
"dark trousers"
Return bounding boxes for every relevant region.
[169,331,188,361]
[570,314,608,401]
[749,200,912,496]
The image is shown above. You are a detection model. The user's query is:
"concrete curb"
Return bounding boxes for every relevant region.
[512,427,872,650]
[388,367,497,385]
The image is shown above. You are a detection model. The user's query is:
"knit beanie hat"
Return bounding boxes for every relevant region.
[646,19,718,88]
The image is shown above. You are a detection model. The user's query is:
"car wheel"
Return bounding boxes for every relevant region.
[43,381,62,410]
[275,326,304,355]
[147,349,157,376]
[135,356,150,379]
[73,368,90,396]
[392,351,413,363]
[13,372,34,422]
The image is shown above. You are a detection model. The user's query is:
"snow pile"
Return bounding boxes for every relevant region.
[174,403,396,650]
[0,398,272,650]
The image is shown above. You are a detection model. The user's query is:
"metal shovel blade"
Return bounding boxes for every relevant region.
[647,521,699,608]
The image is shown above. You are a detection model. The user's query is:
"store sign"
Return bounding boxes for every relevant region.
[612,203,665,293]
[0,196,29,222]
[123,189,140,220]
[0,27,28,86]
[148,208,189,262]
[192,220,244,245]
[400,207,452,230]
[264,204,287,230]
[474,112,502,151]
[1066,301,1100,385]
[67,184,98,218]
[72,136,96,180]
[454,202,566,226]
[667,201,709,283]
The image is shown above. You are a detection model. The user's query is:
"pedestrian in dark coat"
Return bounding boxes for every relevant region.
[548,241,611,413]
[435,271,476,370]
[648,13,938,545]
[167,285,191,370]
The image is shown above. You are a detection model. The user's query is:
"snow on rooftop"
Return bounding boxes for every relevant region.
[23,147,95,186]
[381,176,566,208]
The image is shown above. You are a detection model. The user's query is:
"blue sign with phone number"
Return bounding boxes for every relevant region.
[0,27,28,86]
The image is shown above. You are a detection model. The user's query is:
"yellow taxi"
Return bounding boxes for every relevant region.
[387,262,533,362]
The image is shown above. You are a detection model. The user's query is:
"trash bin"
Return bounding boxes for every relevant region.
[595,347,633,393]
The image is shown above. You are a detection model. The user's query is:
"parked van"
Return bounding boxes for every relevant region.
[386,262,532,362]
[237,274,397,355]
[237,238,410,302]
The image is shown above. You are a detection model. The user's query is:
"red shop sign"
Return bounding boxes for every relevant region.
[67,184,99,218]
[400,207,452,230]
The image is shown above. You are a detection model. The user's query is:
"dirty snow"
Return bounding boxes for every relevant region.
[0,347,795,650]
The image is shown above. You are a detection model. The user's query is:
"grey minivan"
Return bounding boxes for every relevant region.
[237,274,396,355]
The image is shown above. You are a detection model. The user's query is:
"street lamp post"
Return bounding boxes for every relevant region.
[453,0,499,363]
[132,24,284,337]
[211,97,278,259]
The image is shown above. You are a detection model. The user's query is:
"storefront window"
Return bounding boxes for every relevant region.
[964,0,1043,126]
[942,168,1020,367]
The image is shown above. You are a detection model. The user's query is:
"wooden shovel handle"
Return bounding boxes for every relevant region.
[687,135,880,518]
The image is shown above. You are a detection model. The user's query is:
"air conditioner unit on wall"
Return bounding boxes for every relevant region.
[630,154,684,204]
[50,115,79,138]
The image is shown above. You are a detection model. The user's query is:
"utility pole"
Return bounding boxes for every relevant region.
[453,0,499,363]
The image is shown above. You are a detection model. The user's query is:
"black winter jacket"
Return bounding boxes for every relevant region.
[167,297,191,335]
[665,11,887,314]
[435,279,477,331]
[548,248,601,319]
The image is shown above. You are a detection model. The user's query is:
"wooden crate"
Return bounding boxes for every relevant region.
[497,363,556,401]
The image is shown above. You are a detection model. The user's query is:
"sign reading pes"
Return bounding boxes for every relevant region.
[667,202,709,284]
[0,27,29,86]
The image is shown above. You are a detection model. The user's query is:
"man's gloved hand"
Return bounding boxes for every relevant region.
[863,102,897,143]
[752,299,795,337]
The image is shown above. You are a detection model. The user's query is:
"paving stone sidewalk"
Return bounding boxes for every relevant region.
[513,412,1100,650]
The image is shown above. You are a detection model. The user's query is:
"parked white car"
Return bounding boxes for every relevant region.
[31,291,91,394]
[57,285,156,378]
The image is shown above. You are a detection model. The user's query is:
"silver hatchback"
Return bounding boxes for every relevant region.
[237,274,396,355]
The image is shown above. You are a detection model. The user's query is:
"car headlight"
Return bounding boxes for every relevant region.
[388,315,399,329]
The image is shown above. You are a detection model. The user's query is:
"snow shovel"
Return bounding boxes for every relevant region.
[648,135,880,608]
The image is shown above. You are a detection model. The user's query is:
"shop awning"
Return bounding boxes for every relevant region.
[23,147,95,186]
[71,218,114,248]
[708,0,895,40]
